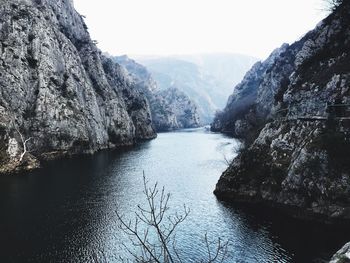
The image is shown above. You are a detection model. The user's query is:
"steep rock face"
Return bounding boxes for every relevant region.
[330,242,350,263]
[0,0,155,173]
[114,55,157,93]
[156,87,200,129]
[214,2,350,221]
[147,92,179,132]
[114,55,200,131]
[211,44,291,135]
[101,57,155,140]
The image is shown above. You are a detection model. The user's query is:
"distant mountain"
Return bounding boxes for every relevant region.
[137,54,258,124]
[175,53,258,97]
[114,55,200,131]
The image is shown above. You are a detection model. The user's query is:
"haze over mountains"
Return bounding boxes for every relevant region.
[136,54,258,123]
[1,0,350,261]
[113,55,201,131]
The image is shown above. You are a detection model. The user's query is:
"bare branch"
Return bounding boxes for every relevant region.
[116,173,230,263]
[9,118,33,162]
[222,153,231,166]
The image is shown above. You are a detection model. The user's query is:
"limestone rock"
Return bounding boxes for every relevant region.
[0,0,156,173]
[214,2,350,221]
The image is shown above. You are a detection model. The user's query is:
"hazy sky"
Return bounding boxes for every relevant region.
[73,0,327,59]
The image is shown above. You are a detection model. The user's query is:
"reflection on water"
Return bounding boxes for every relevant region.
[0,128,348,262]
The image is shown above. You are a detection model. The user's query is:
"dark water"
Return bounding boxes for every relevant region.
[0,129,349,262]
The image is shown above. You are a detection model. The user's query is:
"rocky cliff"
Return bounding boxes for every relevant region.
[114,55,200,131]
[155,87,200,129]
[0,0,156,173]
[214,2,350,221]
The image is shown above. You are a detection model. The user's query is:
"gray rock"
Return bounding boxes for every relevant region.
[114,55,200,131]
[156,87,200,129]
[214,2,350,221]
[0,0,156,173]
[330,242,350,263]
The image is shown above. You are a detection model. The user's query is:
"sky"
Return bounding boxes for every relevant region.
[73,0,328,59]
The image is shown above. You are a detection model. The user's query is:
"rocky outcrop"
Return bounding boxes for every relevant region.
[330,242,350,263]
[0,0,156,173]
[156,87,200,129]
[214,2,350,221]
[114,55,200,131]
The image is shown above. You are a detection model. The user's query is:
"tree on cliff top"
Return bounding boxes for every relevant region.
[324,0,343,11]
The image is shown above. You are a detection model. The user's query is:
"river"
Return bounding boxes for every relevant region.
[0,128,348,262]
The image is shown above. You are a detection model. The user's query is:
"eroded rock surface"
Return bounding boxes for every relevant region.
[214,2,350,221]
[0,0,156,173]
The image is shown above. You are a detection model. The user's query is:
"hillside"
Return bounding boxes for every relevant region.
[213,1,350,221]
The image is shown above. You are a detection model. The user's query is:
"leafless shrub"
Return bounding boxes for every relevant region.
[10,118,32,162]
[323,0,343,11]
[222,153,232,166]
[116,173,229,263]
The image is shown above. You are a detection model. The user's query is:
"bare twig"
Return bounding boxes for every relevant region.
[222,154,231,166]
[322,0,343,11]
[116,173,230,263]
[10,118,32,162]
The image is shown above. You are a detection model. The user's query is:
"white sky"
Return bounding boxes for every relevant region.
[73,0,328,59]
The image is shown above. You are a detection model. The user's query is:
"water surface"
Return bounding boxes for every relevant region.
[0,129,349,262]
